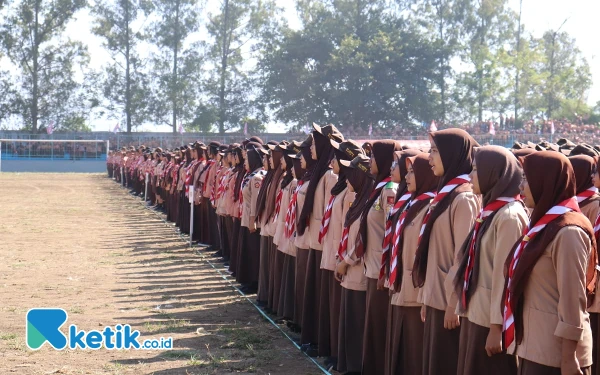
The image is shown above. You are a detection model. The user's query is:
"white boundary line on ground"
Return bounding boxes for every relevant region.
[122,182,332,375]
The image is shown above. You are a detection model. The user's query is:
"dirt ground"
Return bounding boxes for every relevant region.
[0,173,323,375]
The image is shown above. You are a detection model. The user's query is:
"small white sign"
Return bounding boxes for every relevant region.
[189,186,194,203]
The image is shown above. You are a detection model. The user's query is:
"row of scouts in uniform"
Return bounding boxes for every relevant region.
[106,127,600,375]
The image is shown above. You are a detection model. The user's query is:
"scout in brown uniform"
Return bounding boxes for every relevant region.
[275,142,302,324]
[290,136,315,334]
[203,142,222,250]
[503,151,596,375]
[384,153,438,375]
[453,146,528,375]
[590,157,600,375]
[336,154,373,375]
[256,145,276,305]
[359,140,402,374]
[570,155,600,224]
[236,143,266,293]
[318,140,364,368]
[176,146,191,230]
[412,128,480,375]
[262,142,288,312]
[298,124,342,354]
[229,145,246,276]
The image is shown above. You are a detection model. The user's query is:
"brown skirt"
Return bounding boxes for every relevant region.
[229,218,241,274]
[294,248,310,326]
[271,248,285,312]
[337,287,367,373]
[317,269,342,358]
[222,216,233,260]
[278,253,296,320]
[385,305,423,375]
[236,228,261,285]
[208,204,220,250]
[362,277,390,375]
[192,202,202,241]
[422,306,461,375]
[267,238,277,309]
[257,235,271,303]
[591,312,600,375]
[199,197,210,244]
[179,192,191,234]
[301,249,323,345]
[457,319,517,375]
[519,358,591,375]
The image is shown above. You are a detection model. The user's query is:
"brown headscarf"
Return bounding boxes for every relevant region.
[504,151,597,345]
[357,140,403,257]
[511,148,536,158]
[394,149,421,201]
[569,154,596,195]
[263,150,287,222]
[344,162,374,228]
[454,146,523,309]
[412,129,479,287]
[389,154,439,289]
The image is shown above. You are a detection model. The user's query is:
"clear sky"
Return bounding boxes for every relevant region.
[64,0,600,131]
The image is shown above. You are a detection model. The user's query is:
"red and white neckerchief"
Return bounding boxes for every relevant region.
[386,192,436,284]
[503,196,580,352]
[184,160,199,196]
[380,192,412,276]
[203,160,215,194]
[417,174,471,247]
[337,225,350,260]
[238,171,250,217]
[368,177,392,201]
[318,195,337,244]
[284,180,305,238]
[272,188,284,223]
[576,186,597,204]
[461,196,519,307]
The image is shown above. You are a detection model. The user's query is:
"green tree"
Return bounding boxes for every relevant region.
[92,0,151,133]
[205,0,280,134]
[259,0,438,130]
[0,0,88,131]
[147,0,203,133]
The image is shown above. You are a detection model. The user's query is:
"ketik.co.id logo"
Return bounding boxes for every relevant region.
[26,308,172,350]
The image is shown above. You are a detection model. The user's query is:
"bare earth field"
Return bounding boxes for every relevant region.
[0,173,322,375]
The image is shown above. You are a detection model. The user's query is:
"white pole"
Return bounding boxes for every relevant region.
[121,165,124,187]
[189,186,195,247]
[0,141,3,172]
[145,172,149,202]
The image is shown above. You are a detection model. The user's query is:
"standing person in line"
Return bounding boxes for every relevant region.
[318,139,364,370]
[453,146,528,375]
[590,157,600,375]
[335,154,373,375]
[256,145,277,307]
[236,143,266,293]
[275,142,302,327]
[229,144,247,277]
[384,152,438,375]
[360,140,402,374]
[570,155,600,224]
[264,142,288,312]
[299,124,342,356]
[503,151,596,375]
[412,128,480,375]
[287,135,316,336]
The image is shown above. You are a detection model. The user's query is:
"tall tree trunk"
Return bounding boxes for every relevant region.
[125,0,132,133]
[477,13,485,122]
[514,0,522,121]
[172,0,180,134]
[437,0,446,123]
[32,0,40,132]
[218,0,230,134]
